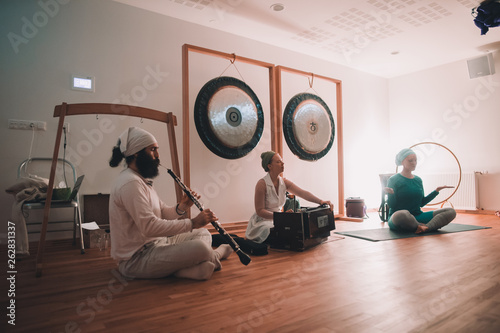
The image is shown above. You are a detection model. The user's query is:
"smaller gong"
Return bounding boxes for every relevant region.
[283,93,335,161]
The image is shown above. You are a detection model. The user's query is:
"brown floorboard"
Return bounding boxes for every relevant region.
[2,212,500,332]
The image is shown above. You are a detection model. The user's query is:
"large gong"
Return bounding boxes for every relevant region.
[194,76,264,159]
[283,93,335,161]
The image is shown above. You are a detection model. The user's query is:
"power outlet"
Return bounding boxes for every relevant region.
[8,119,47,131]
[63,122,70,133]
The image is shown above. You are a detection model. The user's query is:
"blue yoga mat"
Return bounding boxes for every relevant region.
[334,223,491,242]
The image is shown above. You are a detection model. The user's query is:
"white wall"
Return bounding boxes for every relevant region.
[389,53,500,210]
[0,0,390,242]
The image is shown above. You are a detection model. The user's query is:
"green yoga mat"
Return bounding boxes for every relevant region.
[335,223,491,242]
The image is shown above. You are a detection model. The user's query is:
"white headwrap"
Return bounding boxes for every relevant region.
[395,148,416,166]
[118,127,157,157]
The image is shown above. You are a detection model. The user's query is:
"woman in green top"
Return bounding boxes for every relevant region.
[385,148,456,233]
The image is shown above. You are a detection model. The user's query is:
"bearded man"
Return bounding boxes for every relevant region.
[109,127,232,280]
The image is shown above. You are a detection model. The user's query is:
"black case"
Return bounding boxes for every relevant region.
[271,206,335,251]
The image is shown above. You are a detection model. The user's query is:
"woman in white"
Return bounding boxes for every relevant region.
[245,151,333,243]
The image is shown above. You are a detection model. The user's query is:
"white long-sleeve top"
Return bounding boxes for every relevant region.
[109,167,193,261]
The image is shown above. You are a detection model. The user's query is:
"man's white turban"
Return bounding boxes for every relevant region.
[118,127,157,157]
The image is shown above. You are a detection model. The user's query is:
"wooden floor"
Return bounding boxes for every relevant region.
[4,212,500,333]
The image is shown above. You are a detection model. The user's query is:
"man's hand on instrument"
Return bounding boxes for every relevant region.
[191,209,218,229]
[179,191,201,211]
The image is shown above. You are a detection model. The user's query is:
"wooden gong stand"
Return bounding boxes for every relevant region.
[35,102,182,277]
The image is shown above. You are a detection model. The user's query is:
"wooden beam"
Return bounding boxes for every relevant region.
[166,113,182,202]
[53,103,173,123]
[182,44,191,191]
[36,103,67,277]
[183,44,274,69]
[273,66,283,155]
[336,81,345,218]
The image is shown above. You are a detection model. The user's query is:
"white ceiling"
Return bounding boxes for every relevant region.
[114,0,500,78]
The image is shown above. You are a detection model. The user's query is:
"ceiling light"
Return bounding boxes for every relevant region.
[270,3,285,12]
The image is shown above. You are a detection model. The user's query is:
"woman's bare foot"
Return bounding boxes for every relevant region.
[415,224,429,234]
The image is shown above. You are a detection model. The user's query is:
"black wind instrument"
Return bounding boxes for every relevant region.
[162,166,251,266]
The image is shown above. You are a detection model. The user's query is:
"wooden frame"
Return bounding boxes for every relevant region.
[182,45,357,221]
[275,66,357,220]
[182,44,277,190]
[36,103,181,277]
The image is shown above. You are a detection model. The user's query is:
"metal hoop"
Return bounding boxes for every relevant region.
[395,142,461,207]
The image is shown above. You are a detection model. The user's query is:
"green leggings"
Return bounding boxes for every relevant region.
[388,208,456,232]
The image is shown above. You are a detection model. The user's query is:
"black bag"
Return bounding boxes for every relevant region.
[211,234,268,256]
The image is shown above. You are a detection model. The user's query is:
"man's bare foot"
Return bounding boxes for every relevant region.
[415,224,429,234]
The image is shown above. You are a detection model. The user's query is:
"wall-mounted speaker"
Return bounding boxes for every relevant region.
[467,53,496,79]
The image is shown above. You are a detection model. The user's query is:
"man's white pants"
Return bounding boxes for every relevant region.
[118,228,220,280]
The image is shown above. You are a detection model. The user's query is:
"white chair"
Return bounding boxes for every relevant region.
[18,158,85,254]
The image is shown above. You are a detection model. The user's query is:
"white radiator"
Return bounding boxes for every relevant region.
[419,172,480,210]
